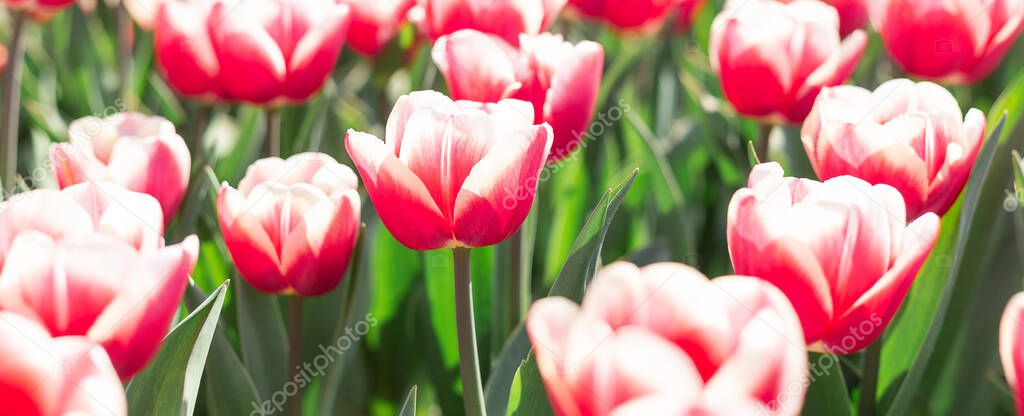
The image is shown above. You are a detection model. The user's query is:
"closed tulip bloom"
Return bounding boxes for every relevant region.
[1001,293,1024,415]
[217,153,361,296]
[871,0,1024,84]
[527,262,808,415]
[710,0,866,124]
[51,112,190,224]
[433,30,603,162]
[341,0,416,57]
[728,163,940,353]
[803,79,986,219]
[154,0,351,105]
[346,91,552,251]
[570,0,679,31]
[0,312,127,416]
[0,232,198,379]
[417,0,566,45]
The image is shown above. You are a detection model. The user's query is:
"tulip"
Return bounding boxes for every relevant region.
[154,0,351,105]
[728,162,940,353]
[871,0,1024,84]
[1001,292,1024,415]
[569,0,680,31]
[432,30,603,162]
[776,0,866,37]
[50,112,191,223]
[0,231,197,379]
[802,79,986,219]
[217,153,361,296]
[340,0,416,57]
[1,0,76,16]
[417,0,566,45]
[345,91,552,251]
[527,261,808,415]
[710,0,866,124]
[673,0,706,32]
[0,311,127,416]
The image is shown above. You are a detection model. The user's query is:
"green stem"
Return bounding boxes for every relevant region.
[288,296,303,416]
[264,108,281,157]
[756,123,773,163]
[453,248,486,416]
[859,341,881,416]
[116,3,135,109]
[1,12,28,193]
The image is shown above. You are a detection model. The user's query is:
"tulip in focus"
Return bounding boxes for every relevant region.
[345,91,552,251]
[710,0,866,124]
[51,112,190,223]
[432,29,603,162]
[527,261,808,415]
[1001,292,1024,415]
[0,312,127,416]
[673,0,706,32]
[728,163,940,353]
[871,0,1024,84]
[803,79,986,219]
[217,153,361,296]
[341,0,416,57]
[417,0,566,45]
[569,0,680,31]
[154,0,351,105]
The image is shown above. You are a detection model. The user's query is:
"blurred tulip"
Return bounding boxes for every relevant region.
[340,0,416,57]
[1,0,76,16]
[1001,292,1024,415]
[432,30,603,162]
[0,311,127,416]
[0,232,198,379]
[728,163,940,353]
[51,112,190,223]
[871,0,1024,84]
[569,0,679,31]
[417,0,566,45]
[346,91,552,251]
[527,261,808,415]
[673,0,706,32]
[803,79,986,219]
[710,0,866,124]
[154,0,351,105]
[217,153,361,296]
[0,44,7,74]
[124,0,162,30]
[777,0,866,37]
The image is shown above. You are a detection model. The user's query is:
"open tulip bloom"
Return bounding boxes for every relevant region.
[527,261,808,415]
[728,163,940,353]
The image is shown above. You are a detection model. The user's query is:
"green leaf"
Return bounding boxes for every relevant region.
[399,386,418,416]
[235,278,290,401]
[801,353,852,416]
[506,353,553,416]
[484,170,638,415]
[126,281,229,416]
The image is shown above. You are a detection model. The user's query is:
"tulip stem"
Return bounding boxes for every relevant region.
[264,109,281,157]
[287,296,303,416]
[756,123,773,162]
[453,248,486,416]
[116,2,135,110]
[1,11,28,194]
[859,340,881,416]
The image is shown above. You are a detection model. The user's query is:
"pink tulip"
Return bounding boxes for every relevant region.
[728,163,940,353]
[432,30,603,162]
[0,311,126,416]
[217,153,361,296]
[871,0,1024,84]
[0,183,165,272]
[340,0,416,57]
[1001,292,1024,415]
[802,79,986,219]
[154,0,351,105]
[527,261,808,415]
[778,0,867,37]
[569,0,680,31]
[417,0,566,45]
[710,0,866,124]
[673,0,706,32]
[345,91,552,251]
[51,112,191,224]
[0,231,197,379]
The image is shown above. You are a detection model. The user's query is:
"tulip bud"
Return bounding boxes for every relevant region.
[51,112,190,224]
[345,91,552,251]
[710,0,866,124]
[728,163,940,353]
[432,29,603,162]
[526,261,808,415]
[871,0,1024,84]
[802,79,987,219]
[417,0,566,45]
[0,311,126,416]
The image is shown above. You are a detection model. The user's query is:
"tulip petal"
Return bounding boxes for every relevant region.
[217,185,289,293]
[285,2,350,101]
[432,29,520,103]
[281,191,360,296]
